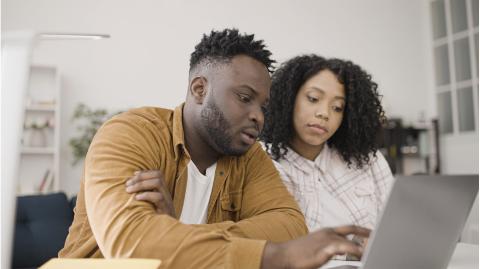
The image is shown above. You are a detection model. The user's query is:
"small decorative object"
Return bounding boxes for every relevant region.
[24,118,49,147]
[46,117,55,128]
[69,103,121,165]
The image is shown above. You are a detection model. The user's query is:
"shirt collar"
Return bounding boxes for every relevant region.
[172,103,188,160]
[284,147,314,173]
[284,144,332,174]
[172,103,234,172]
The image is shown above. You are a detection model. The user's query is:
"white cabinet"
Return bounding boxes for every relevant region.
[17,65,61,195]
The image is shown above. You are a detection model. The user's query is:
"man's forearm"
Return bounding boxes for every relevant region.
[261,242,286,269]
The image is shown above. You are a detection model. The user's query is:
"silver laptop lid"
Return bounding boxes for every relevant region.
[361,175,478,269]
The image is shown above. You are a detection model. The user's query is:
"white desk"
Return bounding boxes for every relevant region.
[447,243,478,269]
[321,243,478,269]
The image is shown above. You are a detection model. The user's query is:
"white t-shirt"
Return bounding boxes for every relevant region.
[179,161,217,224]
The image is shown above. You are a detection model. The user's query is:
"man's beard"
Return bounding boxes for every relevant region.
[200,96,244,156]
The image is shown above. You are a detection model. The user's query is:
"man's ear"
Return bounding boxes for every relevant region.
[189,76,208,104]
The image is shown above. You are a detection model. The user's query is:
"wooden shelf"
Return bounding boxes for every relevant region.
[25,104,56,112]
[21,147,55,154]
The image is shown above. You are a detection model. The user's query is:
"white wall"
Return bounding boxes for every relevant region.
[2,0,434,195]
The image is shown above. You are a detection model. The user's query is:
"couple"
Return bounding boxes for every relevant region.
[59,29,393,269]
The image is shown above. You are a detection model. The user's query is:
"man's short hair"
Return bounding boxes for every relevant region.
[189,28,275,74]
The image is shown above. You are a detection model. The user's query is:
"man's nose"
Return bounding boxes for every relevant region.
[248,105,264,130]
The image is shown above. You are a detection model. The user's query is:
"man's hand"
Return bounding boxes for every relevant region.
[346,235,369,261]
[261,225,370,269]
[125,170,176,218]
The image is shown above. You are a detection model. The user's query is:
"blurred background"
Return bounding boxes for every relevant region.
[2,0,479,267]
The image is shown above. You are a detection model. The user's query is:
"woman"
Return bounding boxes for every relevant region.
[260,55,394,232]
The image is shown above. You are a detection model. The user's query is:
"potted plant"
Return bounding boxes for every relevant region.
[69,103,117,165]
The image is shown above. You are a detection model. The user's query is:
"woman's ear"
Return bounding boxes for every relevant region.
[189,76,208,104]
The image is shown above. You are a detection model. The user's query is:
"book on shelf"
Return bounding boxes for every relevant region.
[38,169,54,193]
[38,169,50,192]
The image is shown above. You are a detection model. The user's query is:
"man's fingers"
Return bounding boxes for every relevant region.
[136,192,175,217]
[316,238,363,263]
[126,178,163,193]
[334,240,363,258]
[352,235,369,248]
[333,225,371,238]
[136,192,166,213]
[125,170,164,186]
[135,192,165,206]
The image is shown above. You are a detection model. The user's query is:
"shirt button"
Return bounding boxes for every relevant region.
[219,171,224,176]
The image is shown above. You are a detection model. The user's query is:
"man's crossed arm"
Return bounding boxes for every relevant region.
[125,170,369,269]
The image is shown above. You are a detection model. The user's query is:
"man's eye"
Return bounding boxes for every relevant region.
[239,94,251,103]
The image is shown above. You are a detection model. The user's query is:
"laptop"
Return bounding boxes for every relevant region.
[330,175,478,269]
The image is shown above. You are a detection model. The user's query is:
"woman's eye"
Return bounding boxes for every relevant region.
[333,106,344,112]
[307,96,318,102]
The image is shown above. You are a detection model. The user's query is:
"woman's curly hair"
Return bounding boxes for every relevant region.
[260,55,386,169]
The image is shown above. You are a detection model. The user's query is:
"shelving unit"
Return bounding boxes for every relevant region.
[17,65,61,195]
[21,147,55,154]
[25,104,56,112]
[378,118,439,175]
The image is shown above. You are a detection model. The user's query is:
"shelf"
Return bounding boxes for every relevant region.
[21,147,54,154]
[17,64,61,196]
[25,104,56,112]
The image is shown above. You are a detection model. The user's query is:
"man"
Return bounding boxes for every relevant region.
[59,29,368,269]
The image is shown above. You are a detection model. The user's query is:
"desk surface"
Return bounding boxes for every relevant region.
[321,243,478,269]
